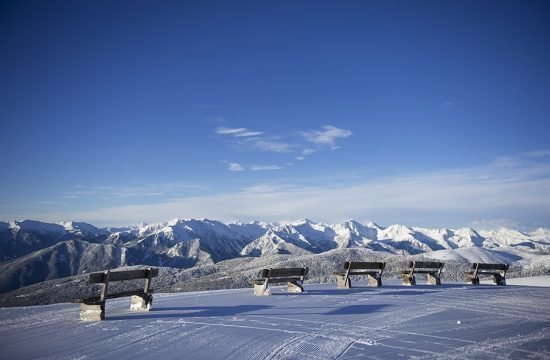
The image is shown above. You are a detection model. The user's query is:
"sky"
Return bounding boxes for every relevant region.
[1,0,549,230]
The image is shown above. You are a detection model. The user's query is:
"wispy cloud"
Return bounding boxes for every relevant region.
[250,165,284,171]
[18,154,548,229]
[213,124,352,162]
[228,162,245,172]
[300,125,352,150]
[296,148,316,160]
[216,127,264,137]
[63,182,207,199]
[252,139,292,153]
[222,162,284,172]
[469,218,519,231]
[525,150,550,158]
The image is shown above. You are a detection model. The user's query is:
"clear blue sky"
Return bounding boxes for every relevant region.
[1,0,549,229]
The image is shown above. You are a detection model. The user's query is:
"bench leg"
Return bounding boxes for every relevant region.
[287,281,304,293]
[130,295,152,311]
[493,274,506,286]
[336,275,351,288]
[80,303,105,321]
[367,274,382,287]
[254,283,271,296]
[426,273,441,285]
[466,274,480,285]
[402,274,416,286]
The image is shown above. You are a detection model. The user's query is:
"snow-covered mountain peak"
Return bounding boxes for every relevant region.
[9,220,65,234]
[479,227,535,247]
[166,218,180,227]
[340,219,363,228]
[333,220,368,236]
[364,220,383,230]
[454,227,478,236]
[530,228,550,241]
[380,224,415,240]
[8,220,19,232]
[59,221,99,236]
[2,217,550,293]
[2,218,550,265]
[291,218,316,226]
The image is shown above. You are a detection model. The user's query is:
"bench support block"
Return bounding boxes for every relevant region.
[426,273,441,285]
[367,274,382,287]
[336,275,351,289]
[402,274,416,286]
[254,284,271,296]
[466,274,480,285]
[493,274,506,286]
[80,303,105,321]
[287,281,304,293]
[130,295,152,311]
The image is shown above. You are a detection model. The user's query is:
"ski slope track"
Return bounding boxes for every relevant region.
[2,279,549,360]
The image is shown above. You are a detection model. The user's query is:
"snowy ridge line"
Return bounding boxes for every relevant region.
[1,218,549,297]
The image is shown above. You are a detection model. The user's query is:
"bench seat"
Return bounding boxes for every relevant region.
[334,261,385,288]
[72,268,158,320]
[466,263,508,285]
[402,261,444,286]
[251,267,308,296]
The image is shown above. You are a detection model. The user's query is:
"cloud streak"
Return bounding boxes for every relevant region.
[300,125,353,150]
[250,165,284,171]
[252,139,292,153]
[228,163,245,171]
[8,155,548,230]
[214,124,352,157]
[216,127,264,137]
[223,163,284,172]
[63,182,207,199]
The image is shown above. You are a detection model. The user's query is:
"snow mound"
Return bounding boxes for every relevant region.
[427,247,523,263]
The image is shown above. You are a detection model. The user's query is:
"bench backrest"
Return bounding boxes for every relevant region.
[88,268,159,284]
[261,267,308,279]
[473,263,508,271]
[344,261,386,271]
[407,261,444,269]
[88,268,159,302]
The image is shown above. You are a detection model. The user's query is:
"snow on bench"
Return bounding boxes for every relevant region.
[71,267,159,321]
[466,263,508,285]
[250,267,308,296]
[402,261,444,286]
[333,261,386,288]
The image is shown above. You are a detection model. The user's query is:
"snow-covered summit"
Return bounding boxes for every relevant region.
[60,221,100,237]
[9,220,65,234]
[1,217,550,293]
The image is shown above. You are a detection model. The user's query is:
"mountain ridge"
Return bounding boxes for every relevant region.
[1,218,549,293]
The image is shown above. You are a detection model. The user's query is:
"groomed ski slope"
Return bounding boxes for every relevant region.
[2,279,550,359]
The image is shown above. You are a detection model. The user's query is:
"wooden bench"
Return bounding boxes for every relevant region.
[402,261,444,285]
[466,263,508,285]
[250,267,308,296]
[72,267,159,321]
[333,261,386,288]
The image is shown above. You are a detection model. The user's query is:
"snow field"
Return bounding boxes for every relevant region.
[1,280,550,359]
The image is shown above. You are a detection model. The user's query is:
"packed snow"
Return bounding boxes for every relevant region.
[2,278,549,359]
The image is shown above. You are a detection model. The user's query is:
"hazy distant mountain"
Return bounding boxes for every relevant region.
[0,218,549,293]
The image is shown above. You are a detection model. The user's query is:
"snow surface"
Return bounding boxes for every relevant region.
[2,279,550,359]
[507,276,550,287]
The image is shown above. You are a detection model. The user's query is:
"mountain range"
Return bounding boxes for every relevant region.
[1,218,549,293]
